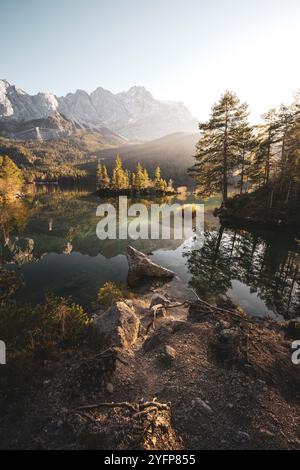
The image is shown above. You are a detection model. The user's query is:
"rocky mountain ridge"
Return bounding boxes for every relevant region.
[0,79,198,141]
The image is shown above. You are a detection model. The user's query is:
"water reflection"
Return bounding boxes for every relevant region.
[1,187,300,319]
[0,188,197,305]
[185,227,300,319]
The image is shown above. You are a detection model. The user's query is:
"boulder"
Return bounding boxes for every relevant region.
[171,320,187,333]
[150,294,171,308]
[160,345,176,366]
[127,246,175,286]
[151,304,167,318]
[213,326,244,364]
[143,326,170,352]
[192,397,213,415]
[94,301,140,349]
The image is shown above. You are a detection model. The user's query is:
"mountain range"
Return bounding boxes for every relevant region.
[0,79,198,141]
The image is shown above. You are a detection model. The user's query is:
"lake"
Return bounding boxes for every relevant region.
[1,185,300,320]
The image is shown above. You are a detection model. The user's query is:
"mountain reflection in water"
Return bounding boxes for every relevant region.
[0,186,299,319]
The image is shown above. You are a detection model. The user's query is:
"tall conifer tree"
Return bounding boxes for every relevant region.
[189,91,250,202]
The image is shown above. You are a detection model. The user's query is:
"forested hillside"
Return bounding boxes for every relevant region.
[78,132,199,186]
[0,129,128,182]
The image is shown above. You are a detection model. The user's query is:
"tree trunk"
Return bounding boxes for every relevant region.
[265,139,271,184]
[240,147,246,194]
[285,178,292,204]
[279,123,288,195]
[269,188,274,209]
[209,226,224,285]
[223,108,229,203]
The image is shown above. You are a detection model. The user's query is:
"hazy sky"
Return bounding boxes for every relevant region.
[1,0,299,121]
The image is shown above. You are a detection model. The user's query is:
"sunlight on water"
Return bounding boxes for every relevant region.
[1,186,299,319]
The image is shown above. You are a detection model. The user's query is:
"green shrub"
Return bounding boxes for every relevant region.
[0,296,91,395]
[97,282,134,308]
[0,268,24,306]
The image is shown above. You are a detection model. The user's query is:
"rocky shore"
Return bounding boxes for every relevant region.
[1,247,300,450]
[216,187,300,233]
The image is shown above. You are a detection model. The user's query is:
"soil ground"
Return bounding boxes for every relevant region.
[1,279,300,450]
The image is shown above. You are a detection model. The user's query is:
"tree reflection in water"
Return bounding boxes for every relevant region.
[1,188,300,318]
[185,226,300,319]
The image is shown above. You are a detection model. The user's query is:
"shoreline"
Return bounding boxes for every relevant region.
[216,189,300,235]
[1,249,300,450]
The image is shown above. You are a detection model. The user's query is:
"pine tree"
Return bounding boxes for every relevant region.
[111,155,125,190]
[159,178,168,192]
[101,164,110,189]
[124,169,130,189]
[279,107,300,202]
[189,91,250,203]
[235,116,255,194]
[131,172,136,190]
[135,162,145,191]
[143,168,150,188]
[167,178,174,192]
[254,109,279,187]
[276,104,296,193]
[0,155,24,198]
[96,161,103,190]
[154,166,162,189]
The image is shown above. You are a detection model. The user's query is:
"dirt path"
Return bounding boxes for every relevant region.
[1,281,300,450]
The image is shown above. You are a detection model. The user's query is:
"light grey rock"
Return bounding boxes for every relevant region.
[0,79,197,141]
[259,428,275,438]
[237,431,250,442]
[127,245,174,286]
[159,345,176,366]
[151,304,167,318]
[0,79,58,121]
[93,301,140,349]
[164,345,176,361]
[143,327,170,352]
[194,397,213,415]
[150,294,171,308]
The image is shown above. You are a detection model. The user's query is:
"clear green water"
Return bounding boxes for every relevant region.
[1,185,300,319]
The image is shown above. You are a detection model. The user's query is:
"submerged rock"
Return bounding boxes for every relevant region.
[94,301,140,349]
[127,246,175,286]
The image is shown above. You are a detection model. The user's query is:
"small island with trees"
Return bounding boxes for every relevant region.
[96,155,175,196]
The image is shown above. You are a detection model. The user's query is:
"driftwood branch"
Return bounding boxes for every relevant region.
[75,400,170,414]
[145,301,189,334]
[165,301,189,309]
[85,347,129,366]
[190,289,251,322]
[76,401,137,412]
